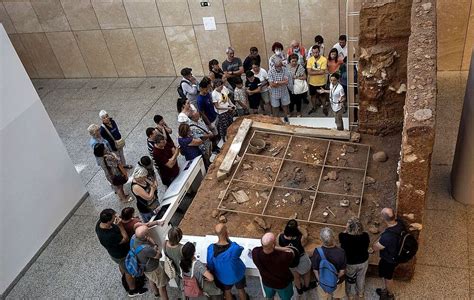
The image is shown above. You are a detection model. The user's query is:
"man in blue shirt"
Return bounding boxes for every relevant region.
[207,223,247,300]
[196,80,218,136]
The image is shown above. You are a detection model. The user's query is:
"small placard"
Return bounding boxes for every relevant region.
[203,17,216,31]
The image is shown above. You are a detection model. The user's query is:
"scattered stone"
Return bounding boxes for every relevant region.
[254,217,270,231]
[396,83,407,94]
[368,225,380,234]
[290,212,298,219]
[322,211,329,217]
[355,199,360,205]
[260,192,269,199]
[367,105,378,112]
[211,209,219,218]
[373,151,388,162]
[388,86,396,91]
[421,2,432,11]
[365,176,376,184]
[403,213,415,221]
[232,190,250,204]
[224,180,230,185]
[409,223,423,231]
[327,171,338,180]
[340,199,350,207]
[242,163,252,170]
[218,190,226,200]
[291,193,303,204]
[218,215,227,223]
[413,108,433,122]
[349,132,361,143]
[404,154,418,163]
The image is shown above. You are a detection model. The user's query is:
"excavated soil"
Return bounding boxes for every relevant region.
[180,116,400,264]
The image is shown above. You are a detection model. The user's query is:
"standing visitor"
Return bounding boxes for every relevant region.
[372,208,406,300]
[130,166,159,222]
[333,35,348,59]
[207,224,247,300]
[244,71,262,114]
[339,217,370,299]
[268,58,291,122]
[287,54,307,117]
[164,227,185,298]
[152,134,179,187]
[89,123,112,165]
[317,73,345,130]
[251,62,270,114]
[311,227,347,300]
[243,46,261,73]
[287,40,306,66]
[99,110,132,169]
[93,143,131,203]
[95,209,147,297]
[222,47,244,90]
[153,114,175,149]
[180,68,199,106]
[233,77,250,116]
[197,80,218,135]
[212,79,235,142]
[269,42,286,70]
[327,48,344,76]
[252,232,295,300]
[178,123,203,162]
[306,45,328,115]
[307,35,325,58]
[209,59,225,81]
[276,220,312,297]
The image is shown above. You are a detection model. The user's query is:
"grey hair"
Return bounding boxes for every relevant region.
[347,217,364,235]
[225,47,235,54]
[273,57,283,67]
[381,207,396,222]
[154,133,165,143]
[87,124,99,135]
[320,227,335,246]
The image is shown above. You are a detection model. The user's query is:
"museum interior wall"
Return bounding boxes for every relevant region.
[0,0,346,78]
[0,25,87,294]
[437,0,473,71]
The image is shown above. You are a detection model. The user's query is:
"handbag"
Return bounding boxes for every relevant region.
[101,124,125,149]
[163,244,178,280]
[182,261,204,298]
[111,174,128,186]
[293,65,309,94]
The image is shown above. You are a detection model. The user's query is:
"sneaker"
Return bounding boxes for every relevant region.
[128,287,148,298]
[283,116,289,123]
[308,108,316,115]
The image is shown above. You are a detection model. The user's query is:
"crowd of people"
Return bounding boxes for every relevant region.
[88,36,407,300]
[96,207,405,299]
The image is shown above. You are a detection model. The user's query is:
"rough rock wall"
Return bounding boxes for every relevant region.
[358,0,413,135]
[395,0,437,280]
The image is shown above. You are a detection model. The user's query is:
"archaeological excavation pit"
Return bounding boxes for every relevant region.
[216,130,371,228]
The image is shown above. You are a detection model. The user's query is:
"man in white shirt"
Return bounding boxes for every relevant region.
[251,62,271,114]
[180,68,199,106]
[332,35,347,59]
[318,73,345,131]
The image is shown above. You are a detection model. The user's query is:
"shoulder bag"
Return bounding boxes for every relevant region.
[293,65,309,94]
[101,124,125,149]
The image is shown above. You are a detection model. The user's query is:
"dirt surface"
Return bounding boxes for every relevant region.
[180,116,401,264]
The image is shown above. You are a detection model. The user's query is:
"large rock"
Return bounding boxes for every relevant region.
[373,151,388,162]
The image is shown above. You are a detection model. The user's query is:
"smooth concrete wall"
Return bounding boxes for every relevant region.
[0,25,87,294]
[0,0,345,78]
[437,0,474,70]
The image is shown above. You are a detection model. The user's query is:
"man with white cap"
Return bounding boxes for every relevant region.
[99,110,132,169]
[252,232,295,300]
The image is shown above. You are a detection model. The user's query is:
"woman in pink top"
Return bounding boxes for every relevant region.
[327,48,344,75]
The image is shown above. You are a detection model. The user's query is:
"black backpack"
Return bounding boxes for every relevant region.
[393,229,418,263]
[177,80,188,99]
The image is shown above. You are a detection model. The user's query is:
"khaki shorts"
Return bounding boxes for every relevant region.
[261,90,270,104]
[317,281,346,300]
[145,263,169,288]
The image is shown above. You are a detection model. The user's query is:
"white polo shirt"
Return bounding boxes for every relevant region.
[329,83,345,112]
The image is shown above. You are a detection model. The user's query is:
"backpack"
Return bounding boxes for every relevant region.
[317,247,338,294]
[182,261,204,297]
[177,80,188,99]
[394,230,418,263]
[125,237,146,278]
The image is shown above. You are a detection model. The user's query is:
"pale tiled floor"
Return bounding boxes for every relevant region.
[4,71,473,299]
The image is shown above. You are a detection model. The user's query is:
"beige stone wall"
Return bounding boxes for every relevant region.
[0,0,345,78]
[437,0,473,70]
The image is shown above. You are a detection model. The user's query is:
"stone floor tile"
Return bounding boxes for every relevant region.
[393,264,470,299]
[416,209,468,269]
[111,77,146,89]
[55,78,90,89]
[425,165,467,212]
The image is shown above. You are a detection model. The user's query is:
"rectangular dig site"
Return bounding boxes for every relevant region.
[217,130,371,228]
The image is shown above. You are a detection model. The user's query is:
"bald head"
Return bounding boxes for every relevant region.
[261,232,275,251]
[215,223,228,239]
[135,225,149,240]
[381,207,396,223]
